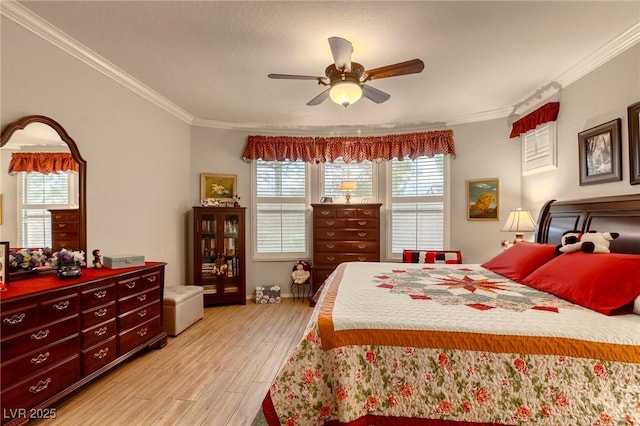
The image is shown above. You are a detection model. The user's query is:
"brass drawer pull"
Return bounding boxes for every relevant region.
[138,309,147,317]
[358,232,367,237]
[3,313,26,325]
[94,348,109,359]
[326,220,335,225]
[137,327,148,337]
[321,210,330,216]
[358,221,367,226]
[94,308,108,317]
[147,275,157,283]
[94,290,107,299]
[126,282,137,289]
[53,301,70,311]
[58,223,67,228]
[31,352,50,365]
[325,231,335,237]
[31,329,50,340]
[362,210,373,216]
[29,378,51,394]
[358,244,367,249]
[59,232,68,237]
[137,294,147,302]
[326,244,335,249]
[326,256,335,261]
[94,326,108,336]
[358,257,367,261]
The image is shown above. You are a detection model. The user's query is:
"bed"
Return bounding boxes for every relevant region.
[257,194,640,426]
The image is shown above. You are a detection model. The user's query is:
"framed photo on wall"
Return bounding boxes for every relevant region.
[466,179,499,221]
[200,173,237,202]
[628,101,640,185]
[578,119,622,185]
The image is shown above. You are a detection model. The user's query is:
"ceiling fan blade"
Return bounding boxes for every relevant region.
[268,73,324,81]
[364,59,425,81]
[362,84,391,104]
[328,37,353,72]
[306,88,330,106]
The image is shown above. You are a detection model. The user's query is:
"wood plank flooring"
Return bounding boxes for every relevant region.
[33,298,313,426]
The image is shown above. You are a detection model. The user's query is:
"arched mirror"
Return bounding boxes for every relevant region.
[1,115,87,270]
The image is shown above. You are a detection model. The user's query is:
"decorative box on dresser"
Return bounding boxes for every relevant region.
[0,263,167,426]
[311,203,382,296]
[48,209,80,252]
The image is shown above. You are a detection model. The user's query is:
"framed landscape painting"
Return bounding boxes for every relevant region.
[200,173,236,202]
[466,179,499,221]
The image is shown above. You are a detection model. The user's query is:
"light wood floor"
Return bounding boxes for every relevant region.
[33,298,313,426]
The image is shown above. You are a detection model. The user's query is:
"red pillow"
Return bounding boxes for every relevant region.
[481,242,557,282]
[522,252,640,315]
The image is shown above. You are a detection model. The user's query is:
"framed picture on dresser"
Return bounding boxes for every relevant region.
[628,101,640,185]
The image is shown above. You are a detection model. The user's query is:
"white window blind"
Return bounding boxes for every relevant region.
[322,158,374,200]
[254,160,307,259]
[522,122,556,175]
[19,172,72,247]
[389,155,445,255]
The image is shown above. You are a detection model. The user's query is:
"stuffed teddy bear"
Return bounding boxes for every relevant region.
[291,260,311,284]
[557,230,619,254]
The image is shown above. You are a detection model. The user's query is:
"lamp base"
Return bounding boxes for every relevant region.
[345,193,351,204]
[513,233,525,243]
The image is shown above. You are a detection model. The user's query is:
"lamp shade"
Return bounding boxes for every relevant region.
[502,208,536,232]
[339,181,357,191]
[330,81,362,107]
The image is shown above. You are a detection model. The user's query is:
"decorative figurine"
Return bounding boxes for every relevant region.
[92,249,103,269]
[291,260,311,284]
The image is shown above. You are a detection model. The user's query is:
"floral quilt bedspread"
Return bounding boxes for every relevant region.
[262,262,640,425]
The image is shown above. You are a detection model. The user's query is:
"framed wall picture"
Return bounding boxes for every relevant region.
[628,101,640,185]
[200,173,237,202]
[1,241,9,288]
[578,118,622,185]
[466,179,499,221]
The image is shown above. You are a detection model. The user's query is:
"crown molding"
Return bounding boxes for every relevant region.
[3,0,638,133]
[1,1,194,124]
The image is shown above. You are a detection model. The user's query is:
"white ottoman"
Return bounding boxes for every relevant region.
[163,285,203,336]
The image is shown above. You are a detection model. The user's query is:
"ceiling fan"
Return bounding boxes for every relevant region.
[268,37,424,108]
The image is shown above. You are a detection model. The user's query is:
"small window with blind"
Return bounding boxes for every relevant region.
[253,159,308,260]
[321,158,376,202]
[19,172,76,247]
[388,155,446,258]
[522,122,557,175]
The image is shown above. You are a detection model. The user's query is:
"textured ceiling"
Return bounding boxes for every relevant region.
[7,1,640,132]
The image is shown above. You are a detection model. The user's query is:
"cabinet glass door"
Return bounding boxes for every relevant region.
[223,213,240,294]
[200,213,217,295]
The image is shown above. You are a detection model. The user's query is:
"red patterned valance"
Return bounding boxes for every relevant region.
[510,102,560,138]
[8,152,78,174]
[242,130,455,163]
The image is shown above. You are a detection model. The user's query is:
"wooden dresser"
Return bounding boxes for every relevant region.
[311,204,382,295]
[0,263,167,426]
[48,209,80,251]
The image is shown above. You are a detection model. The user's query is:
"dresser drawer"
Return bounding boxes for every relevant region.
[314,218,347,228]
[118,302,160,332]
[117,270,161,298]
[313,207,337,218]
[40,293,80,324]
[345,218,378,228]
[82,336,117,376]
[1,304,38,338]
[81,283,117,310]
[315,229,379,241]
[82,301,117,329]
[118,287,160,315]
[119,316,161,354]
[314,253,379,266]
[1,315,79,361]
[50,210,79,222]
[1,334,79,388]
[1,356,80,421]
[314,240,379,253]
[81,318,117,349]
[356,207,379,218]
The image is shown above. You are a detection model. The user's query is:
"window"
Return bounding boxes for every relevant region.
[522,122,557,175]
[388,155,446,257]
[253,159,308,260]
[322,158,375,201]
[18,172,75,247]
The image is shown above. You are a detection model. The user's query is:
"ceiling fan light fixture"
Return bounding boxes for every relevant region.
[329,81,362,107]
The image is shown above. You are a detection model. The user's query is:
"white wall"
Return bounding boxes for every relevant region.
[1,17,192,286]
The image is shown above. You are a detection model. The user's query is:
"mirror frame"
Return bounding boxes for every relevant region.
[1,115,87,258]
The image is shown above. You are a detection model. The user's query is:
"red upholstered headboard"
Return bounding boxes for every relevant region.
[535,194,640,254]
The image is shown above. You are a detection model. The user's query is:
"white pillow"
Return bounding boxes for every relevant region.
[634,296,640,315]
